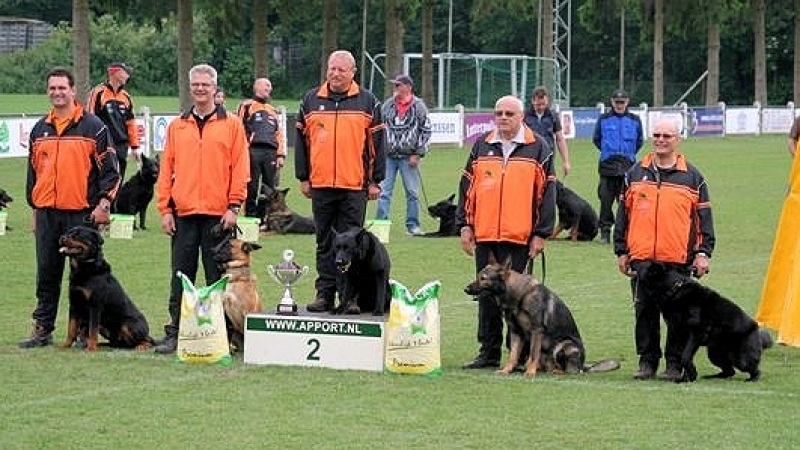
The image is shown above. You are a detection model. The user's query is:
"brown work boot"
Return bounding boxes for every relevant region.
[18,323,53,349]
[306,297,332,312]
[633,363,656,380]
[658,366,682,382]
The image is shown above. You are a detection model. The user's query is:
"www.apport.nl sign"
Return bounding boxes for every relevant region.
[246,316,382,337]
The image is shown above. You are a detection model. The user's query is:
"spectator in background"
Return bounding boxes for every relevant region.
[214,88,227,107]
[592,89,644,244]
[86,62,139,181]
[457,95,556,369]
[19,67,120,348]
[614,118,715,381]
[523,86,572,177]
[375,74,432,236]
[237,78,285,220]
[295,50,386,312]
[153,64,250,354]
[788,115,800,156]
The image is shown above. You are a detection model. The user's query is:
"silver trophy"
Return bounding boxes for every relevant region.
[267,249,309,316]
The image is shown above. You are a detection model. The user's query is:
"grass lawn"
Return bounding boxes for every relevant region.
[1,133,799,449]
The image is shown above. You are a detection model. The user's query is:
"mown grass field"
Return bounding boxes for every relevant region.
[1,130,799,449]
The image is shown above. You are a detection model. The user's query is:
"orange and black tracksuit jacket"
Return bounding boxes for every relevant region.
[614,153,715,264]
[294,82,385,190]
[456,126,556,245]
[237,97,285,156]
[26,105,120,210]
[87,82,139,148]
[156,107,250,217]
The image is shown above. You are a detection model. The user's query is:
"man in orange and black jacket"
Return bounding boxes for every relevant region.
[456,95,556,370]
[86,62,140,182]
[153,64,249,354]
[614,118,715,381]
[19,67,120,348]
[295,50,386,313]
[237,77,285,221]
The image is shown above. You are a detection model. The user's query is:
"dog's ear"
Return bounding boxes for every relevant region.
[501,255,513,275]
[487,251,498,265]
[243,242,262,253]
[446,193,455,203]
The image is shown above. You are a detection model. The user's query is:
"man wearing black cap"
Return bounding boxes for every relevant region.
[375,74,431,236]
[592,89,643,244]
[87,62,140,182]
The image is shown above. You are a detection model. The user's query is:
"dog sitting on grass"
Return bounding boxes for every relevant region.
[113,153,160,230]
[551,180,598,242]
[423,194,458,237]
[262,187,316,234]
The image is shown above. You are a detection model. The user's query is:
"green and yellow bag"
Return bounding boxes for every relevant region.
[384,280,443,376]
[176,272,232,365]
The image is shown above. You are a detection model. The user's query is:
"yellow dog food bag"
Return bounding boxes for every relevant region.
[385,279,443,376]
[176,272,232,366]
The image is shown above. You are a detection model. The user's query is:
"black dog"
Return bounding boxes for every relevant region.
[423,194,458,237]
[113,153,159,230]
[640,262,772,382]
[551,180,598,242]
[332,227,391,315]
[58,226,154,351]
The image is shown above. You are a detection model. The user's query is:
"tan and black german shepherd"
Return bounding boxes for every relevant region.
[211,238,264,351]
[465,252,619,377]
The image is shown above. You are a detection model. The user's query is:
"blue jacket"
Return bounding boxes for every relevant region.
[593,110,643,165]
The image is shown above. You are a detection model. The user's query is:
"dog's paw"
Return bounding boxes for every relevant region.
[678,364,698,383]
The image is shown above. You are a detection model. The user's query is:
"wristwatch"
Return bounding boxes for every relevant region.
[228,204,241,215]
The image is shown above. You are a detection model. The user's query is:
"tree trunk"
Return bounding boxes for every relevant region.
[72,0,91,101]
[753,0,767,104]
[384,0,405,98]
[421,0,435,107]
[652,0,663,107]
[177,0,193,111]
[794,0,800,103]
[541,0,554,89]
[253,0,268,78]
[705,21,720,106]
[320,0,338,83]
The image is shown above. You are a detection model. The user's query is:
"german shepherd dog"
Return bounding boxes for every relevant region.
[0,188,12,231]
[58,226,154,351]
[113,153,160,230]
[332,227,391,315]
[551,180,598,242]
[211,237,264,351]
[263,187,316,234]
[465,253,619,377]
[639,262,772,382]
[423,194,459,237]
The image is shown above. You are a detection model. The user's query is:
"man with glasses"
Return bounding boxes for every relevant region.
[375,74,432,236]
[592,89,643,244]
[456,95,556,370]
[614,118,715,381]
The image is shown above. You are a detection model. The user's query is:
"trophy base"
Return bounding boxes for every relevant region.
[276,303,299,316]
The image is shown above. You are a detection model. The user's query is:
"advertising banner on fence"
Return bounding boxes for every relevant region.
[761,108,794,134]
[0,117,39,158]
[429,112,463,146]
[725,107,760,135]
[572,108,600,140]
[688,107,724,137]
[464,113,495,146]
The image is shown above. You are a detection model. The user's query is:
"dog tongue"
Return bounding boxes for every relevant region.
[59,246,68,253]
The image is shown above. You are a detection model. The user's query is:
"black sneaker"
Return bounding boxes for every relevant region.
[599,230,611,244]
[461,355,501,369]
[306,297,332,312]
[153,335,178,354]
[18,324,52,349]
[633,363,656,380]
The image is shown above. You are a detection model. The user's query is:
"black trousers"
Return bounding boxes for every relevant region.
[310,188,367,302]
[32,208,93,333]
[164,215,226,336]
[597,175,625,233]
[630,261,690,369]
[113,142,129,183]
[472,242,530,359]
[245,146,278,218]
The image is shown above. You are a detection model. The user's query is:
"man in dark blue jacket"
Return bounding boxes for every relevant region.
[592,89,643,243]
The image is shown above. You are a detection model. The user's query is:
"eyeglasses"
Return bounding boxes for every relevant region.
[494,111,517,117]
[652,133,676,139]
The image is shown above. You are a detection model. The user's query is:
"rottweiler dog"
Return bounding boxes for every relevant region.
[211,237,264,351]
[551,180,598,242]
[423,194,458,237]
[640,262,772,382]
[113,153,160,230]
[465,252,619,377]
[263,187,315,234]
[0,188,12,231]
[332,227,391,315]
[58,226,154,351]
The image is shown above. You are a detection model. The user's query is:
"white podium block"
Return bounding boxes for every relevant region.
[244,313,385,372]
